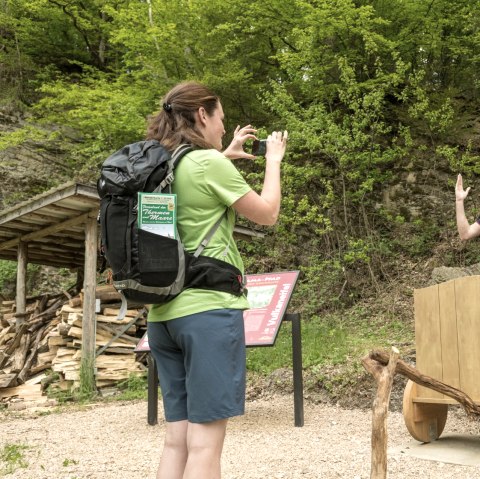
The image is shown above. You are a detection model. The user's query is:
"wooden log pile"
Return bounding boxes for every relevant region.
[0,285,147,409]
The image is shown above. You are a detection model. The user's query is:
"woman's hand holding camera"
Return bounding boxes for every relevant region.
[266,130,288,164]
[223,124,257,160]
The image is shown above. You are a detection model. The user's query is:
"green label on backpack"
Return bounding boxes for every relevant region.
[138,192,177,239]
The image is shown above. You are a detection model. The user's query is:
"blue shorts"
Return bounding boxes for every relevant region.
[147,309,246,423]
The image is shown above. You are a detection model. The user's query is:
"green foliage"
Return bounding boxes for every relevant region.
[0,260,44,299]
[0,443,29,476]
[0,260,17,293]
[2,0,480,331]
[115,372,148,401]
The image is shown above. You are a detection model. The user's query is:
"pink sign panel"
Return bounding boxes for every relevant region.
[243,271,299,346]
[135,332,150,352]
[134,270,299,351]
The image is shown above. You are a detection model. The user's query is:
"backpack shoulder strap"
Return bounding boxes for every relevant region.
[171,143,193,168]
[155,143,193,192]
[194,210,228,258]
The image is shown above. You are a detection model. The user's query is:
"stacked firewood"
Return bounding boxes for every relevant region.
[0,285,147,409]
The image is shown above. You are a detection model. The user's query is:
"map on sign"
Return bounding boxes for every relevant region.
[134,271,299,351]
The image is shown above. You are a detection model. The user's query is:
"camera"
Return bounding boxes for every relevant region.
[251,139,267,156]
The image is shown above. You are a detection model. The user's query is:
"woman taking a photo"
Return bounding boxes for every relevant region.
[146,81,287,479]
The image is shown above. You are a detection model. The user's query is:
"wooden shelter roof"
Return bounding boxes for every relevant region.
[0,182,99,268]
[0,181,264,270]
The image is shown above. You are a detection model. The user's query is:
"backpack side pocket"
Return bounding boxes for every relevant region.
[102,196,130,277]
[138,229,181,287]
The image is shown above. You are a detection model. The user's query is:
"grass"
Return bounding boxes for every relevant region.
[114,373,148,401]
[246,308,414,395]
[0,443,29,476]
[78,356,96,401]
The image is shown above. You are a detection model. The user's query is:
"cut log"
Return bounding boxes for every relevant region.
[95,290,121,301]
[61,305,83,314]
[72,338,136,349]
[58,322,72,337]
[0,383,44,401]
[2,312,16,321]
[48,335,69,348]
[17,328,44,383]
[68,297,82,308]
[11,332,32,373]
[102,307,141,318]
[29,363,53,376]
[96,314,139,325]
[24,373,48,386]
[0,324,15,344]
[0,373,18,388]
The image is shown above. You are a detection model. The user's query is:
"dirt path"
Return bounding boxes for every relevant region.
[1,395,480,478]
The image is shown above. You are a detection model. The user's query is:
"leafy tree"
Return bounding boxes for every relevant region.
[2,0,480,312]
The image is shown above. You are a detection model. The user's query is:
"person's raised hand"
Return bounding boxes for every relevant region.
[265,130,288,164]
[223,125,257,160]
[456,173,471,201]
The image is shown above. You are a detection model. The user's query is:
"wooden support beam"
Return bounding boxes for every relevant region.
[0,182,97,225]
[15,241,28,329]
[0,212,90,251]
[80,215,98,393]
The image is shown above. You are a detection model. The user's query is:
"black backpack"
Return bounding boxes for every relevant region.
[97,140,245,318]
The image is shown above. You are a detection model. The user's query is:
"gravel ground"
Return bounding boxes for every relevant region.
[1,395,480,478]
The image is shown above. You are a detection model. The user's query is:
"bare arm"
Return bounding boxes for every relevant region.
[233,131,287,226]
[455,174,480,240]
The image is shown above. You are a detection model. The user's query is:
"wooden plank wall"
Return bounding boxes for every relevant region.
[454,276,480,399]
[414,276,480,402]
[438,280,460,392]
[414,284,443,399]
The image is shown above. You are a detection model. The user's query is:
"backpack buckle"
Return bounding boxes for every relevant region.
[159,172,174,191]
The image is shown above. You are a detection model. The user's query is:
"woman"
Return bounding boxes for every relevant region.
[146,81,287,479]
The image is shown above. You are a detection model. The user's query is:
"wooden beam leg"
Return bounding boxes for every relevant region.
[15,242,28,330]
[80,215,98,395]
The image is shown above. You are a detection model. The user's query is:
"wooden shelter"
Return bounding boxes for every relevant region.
[0,182,100,385]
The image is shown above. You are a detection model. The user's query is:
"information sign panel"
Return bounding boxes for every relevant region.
[243,271,299,346]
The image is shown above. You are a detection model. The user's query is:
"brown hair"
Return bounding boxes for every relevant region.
[146,81,220,150]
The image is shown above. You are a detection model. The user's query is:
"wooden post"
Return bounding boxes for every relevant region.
[362,346,399,479]
[80,214,98,394]
[15,241,28,330]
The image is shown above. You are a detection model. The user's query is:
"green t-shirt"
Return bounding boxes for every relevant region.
[148,149,252,322]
